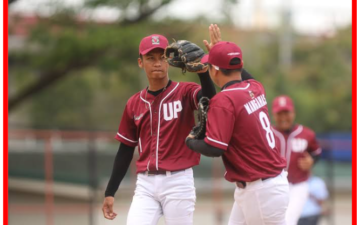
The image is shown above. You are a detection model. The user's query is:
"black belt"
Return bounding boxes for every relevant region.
[236,177,271,189]
[142,170,185,176]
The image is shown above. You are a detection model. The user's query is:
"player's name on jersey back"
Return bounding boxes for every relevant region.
[244,94,267,115]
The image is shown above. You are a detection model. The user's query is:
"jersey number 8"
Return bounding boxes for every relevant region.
[259,111,275,149]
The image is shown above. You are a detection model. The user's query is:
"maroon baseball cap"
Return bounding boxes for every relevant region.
[201,41,243,69]
[272,95,295,114]
[200,54,209,64]
[139,34,168,55]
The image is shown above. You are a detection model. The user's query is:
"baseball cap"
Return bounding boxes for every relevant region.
[201,41,243,70]
[272,95,295,114]
[200,54,209,64]
[139,34,168,55]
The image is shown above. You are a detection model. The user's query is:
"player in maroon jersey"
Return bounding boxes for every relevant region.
[101,26,224,225]
[186,41,289,225]
[271,95,322,225]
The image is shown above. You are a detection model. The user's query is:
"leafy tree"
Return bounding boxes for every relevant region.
[8,0,175,111]
[8,1,351,132]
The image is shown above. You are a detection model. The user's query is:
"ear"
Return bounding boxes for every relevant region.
[213,67,221,78]
[208,65,217,79]
[138,58,143,69]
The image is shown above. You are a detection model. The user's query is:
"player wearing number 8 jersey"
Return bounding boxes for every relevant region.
[186,41,289,225]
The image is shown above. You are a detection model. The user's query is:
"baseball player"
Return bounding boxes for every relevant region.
[271,95,322,225]
[298,175,329,225]
[101,31,218,225]
[186,41,289,225]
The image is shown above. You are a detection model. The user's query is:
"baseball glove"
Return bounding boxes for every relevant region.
[165,40,208,73]
[190,97,210,139]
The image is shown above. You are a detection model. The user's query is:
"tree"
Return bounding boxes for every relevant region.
[8,0,174,111]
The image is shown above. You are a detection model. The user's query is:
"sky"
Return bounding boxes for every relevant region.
[155,0,352,35]
[9,0,352,36]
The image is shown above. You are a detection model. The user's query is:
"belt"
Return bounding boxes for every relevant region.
[142,170,185,176]
[236,177,271,189]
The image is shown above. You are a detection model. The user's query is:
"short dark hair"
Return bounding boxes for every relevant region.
[220,68,242,76]
[209,63,242,76]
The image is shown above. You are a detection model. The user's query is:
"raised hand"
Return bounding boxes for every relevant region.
[203,24,222,52]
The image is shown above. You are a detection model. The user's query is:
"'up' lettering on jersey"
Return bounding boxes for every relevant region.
[116,81,201,173]
[272,125,322,184]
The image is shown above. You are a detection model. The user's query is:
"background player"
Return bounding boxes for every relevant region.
[298,175,329,225]
[186,41,289,225]
[101,30,218,224]
[271,95,322,225]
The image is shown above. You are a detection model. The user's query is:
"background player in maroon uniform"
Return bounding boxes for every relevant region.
[271,95,322,225]
[186,41,289,225]
[100,29,219,225]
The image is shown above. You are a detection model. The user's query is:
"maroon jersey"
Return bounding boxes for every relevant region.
[116,81,201,173]
[272,125,322,184]
[204,79,286,182]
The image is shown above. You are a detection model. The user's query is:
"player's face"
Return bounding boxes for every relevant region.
[273,110,295,131]
[138,48,169,80]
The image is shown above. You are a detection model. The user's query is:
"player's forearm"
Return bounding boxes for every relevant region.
[105,143,135,197]
[185,138,224,157]
[310,153,321,165]
[241,69,254,80]
[197,71,216,100]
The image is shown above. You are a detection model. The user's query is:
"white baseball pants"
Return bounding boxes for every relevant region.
[127,168,196,225]
[285,181,309,225]
[228,170,289,225]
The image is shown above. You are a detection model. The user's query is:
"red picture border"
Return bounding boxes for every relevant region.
[2,0,357,225]
[4,0,9,224]
[351,0,357,224]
